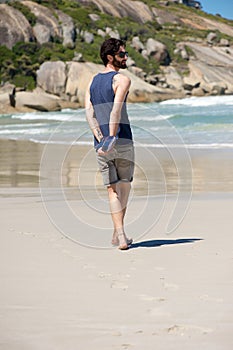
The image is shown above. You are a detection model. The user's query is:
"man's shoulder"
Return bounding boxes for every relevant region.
[114,72,131,85]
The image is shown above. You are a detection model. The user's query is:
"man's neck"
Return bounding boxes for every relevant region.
[104,63,119,72]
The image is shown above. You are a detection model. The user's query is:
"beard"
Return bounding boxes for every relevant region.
[113,57,127,69]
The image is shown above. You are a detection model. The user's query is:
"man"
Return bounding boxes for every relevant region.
[85,38,134,250]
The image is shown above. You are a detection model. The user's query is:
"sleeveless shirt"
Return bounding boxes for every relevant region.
[90,71,133,146]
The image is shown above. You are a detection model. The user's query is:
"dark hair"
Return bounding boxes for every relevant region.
[100,38,125,66]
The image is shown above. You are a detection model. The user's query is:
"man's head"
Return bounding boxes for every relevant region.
[100,38,128,69]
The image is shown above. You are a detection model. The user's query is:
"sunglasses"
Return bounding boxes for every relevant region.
[116,51,129,58]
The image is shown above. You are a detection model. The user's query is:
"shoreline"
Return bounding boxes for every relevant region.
[1,92,233,115]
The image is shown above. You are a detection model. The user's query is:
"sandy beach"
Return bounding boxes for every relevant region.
[0,139,233,349]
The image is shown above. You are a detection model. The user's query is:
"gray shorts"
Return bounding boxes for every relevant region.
[96,143,134,186]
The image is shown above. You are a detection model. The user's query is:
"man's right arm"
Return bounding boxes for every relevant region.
[85,83,103,143]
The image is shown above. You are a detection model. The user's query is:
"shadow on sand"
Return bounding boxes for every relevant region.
[130,238,203,249]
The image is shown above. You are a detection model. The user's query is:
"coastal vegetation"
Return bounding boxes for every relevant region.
[1,0,232,90]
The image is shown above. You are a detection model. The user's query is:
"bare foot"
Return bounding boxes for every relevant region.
[112,231,133,246]
[117,232,129,250]
[111,230,118,246]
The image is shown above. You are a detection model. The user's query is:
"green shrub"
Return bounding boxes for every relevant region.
[127,46,160,75]
[9,1,37,26]
[75,37,103,64]
[12,42,40,61]
[1,0,233,89]
[12,75,36,90]
[0,46,15,66]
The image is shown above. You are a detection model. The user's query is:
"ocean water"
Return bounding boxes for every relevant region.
[1,95,233,149]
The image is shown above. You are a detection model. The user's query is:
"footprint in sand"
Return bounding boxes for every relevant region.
[148,308,172,317]
[139,294,166,302]
[111,280,128,290]
[98,272,112,279]
[82,263,96,270]
[163,282,179,291]
[19,230,37,237]
[199,294,223,303]
[166,324,213,335]
[121,344,132,349]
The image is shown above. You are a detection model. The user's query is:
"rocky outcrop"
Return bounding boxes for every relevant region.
[0,83,62,112]
[23,1,63,44]
[37,61,67,96]
[0,4,34,49]
[16,90,61,112]
[1,0,233,114]
[76,0,154,23]
[200,17,233,37]
[1,0,233,52]
[36,61,184,107]
[77,0,233,40]
[65,62,100,104]
[0,2,76,48]
[131,37,145,52]
[161,66,184,90]
[123,69,185,103]
[184,43,233,95]
[55,10,76,48]
[146,38,171,65]
[152,6,181,25]
[130,36,171,65]
[1,34,233,113]
[0,61,185,113]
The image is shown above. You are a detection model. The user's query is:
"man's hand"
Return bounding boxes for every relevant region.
[96,136,117,154]
[95,137,105,152]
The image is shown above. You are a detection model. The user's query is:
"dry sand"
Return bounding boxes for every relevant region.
[0,140,233,349]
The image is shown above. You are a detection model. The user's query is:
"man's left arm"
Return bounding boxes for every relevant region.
[109,74,131,137]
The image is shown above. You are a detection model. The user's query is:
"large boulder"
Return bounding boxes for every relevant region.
[219,38,230,47]
[16,90,61,111]
[82,31,94,44]
[23,1,63,44]
[66,62,103,105]
[37,61,67,95]
[0,83,15,114]
[161,66,183,90]
[0,93,11,106]
[65,62,80,98]
[55,10,76,48]
[183,61,203,90]
[185,43,233,93]
[206,32,218,45]
[131,36,145,52]
[0,4,34,49]
[146,38,171,65]
[33,23,51,44]
[174,43,189,60]
[209,82,227,95]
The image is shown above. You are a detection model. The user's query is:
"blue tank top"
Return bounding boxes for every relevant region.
[90,71,133,146]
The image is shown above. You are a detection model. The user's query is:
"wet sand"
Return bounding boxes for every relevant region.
[1,139,233,193]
